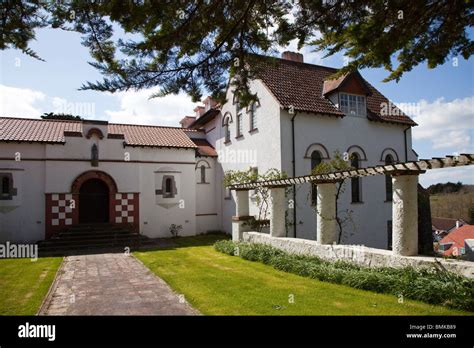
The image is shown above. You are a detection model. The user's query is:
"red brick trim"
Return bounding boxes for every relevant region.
[71,170,118,194]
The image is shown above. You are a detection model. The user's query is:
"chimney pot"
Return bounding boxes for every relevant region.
[282,51,304,63]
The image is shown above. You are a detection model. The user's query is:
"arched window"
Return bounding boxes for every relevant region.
[385,154,394,201]
[236,102,243,136]
[249,102,257,130]
[200,165,206,183]
[311,151,322,205]
[224,117,231,143]
[91,143,99,167]
[2,176,10,194]
[351,153,362,203]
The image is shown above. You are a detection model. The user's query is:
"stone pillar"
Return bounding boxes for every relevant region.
[235,189,249,216]
[269,187,286,237]
[232,190,250,241]
[316,182,337,244]
[392,173,419,256]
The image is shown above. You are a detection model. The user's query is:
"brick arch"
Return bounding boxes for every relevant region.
[85,127,104,139]
[71,170,118,194]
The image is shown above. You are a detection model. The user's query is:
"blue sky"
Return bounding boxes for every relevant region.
[1,27,473,186]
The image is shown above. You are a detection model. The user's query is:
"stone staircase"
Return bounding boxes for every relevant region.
[38,223,152,256]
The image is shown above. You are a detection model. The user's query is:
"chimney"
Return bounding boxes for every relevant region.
[202,96,217,112]
[179,116,196,128]
[281,51,304,63]
[194,106,205,118]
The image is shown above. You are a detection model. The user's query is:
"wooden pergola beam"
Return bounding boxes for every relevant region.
[228,154,474,190]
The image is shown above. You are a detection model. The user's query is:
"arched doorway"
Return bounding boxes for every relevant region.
[79,178,109,223]
[71,171,118,225]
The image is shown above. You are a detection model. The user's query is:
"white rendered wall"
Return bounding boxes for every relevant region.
[0,137,197,241]
[215,79,283,234]
[280,110,416,248]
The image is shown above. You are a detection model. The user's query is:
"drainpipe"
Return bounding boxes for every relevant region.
[403,126,411,162]
[291,111,298,238]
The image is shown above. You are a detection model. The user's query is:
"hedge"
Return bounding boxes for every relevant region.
[214,240,474,311]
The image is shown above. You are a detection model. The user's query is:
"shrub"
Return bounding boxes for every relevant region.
[213,240,474,312]
[214,240,238,256]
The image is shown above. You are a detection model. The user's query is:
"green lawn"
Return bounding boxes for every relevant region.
[0,257,62,315]
[135,235,471,315]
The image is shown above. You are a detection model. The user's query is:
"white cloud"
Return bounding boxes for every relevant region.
[420,167,474,187]
[104,88,196,126]
[406,96,474,152]
[0,84,45,117]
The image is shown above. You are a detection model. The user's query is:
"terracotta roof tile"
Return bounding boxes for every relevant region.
[0,117,197,148]
[0,117,81,143]
[439,224,474,256]
[256,57,416,125]
[432,217,464,232]
[108,123,196,148]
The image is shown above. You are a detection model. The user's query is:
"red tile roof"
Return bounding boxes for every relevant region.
[108,123,197,148]
[0,117,82,143]
[191,138,218,157]
[439,224,474,256]
[0,117,197,149]
[256,57,417,125]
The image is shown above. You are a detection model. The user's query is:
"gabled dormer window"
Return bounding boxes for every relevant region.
[340,93,366,117]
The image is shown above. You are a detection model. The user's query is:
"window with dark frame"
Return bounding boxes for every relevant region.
[224,116,231,143]
[385,154,394,201]
[1,176,9,194]
[249,102,257,130]
[387,220,393,250]
[200,165,206,183]
[165,177,172,194]
[351,153,362,203]
[310,151,322,206]
[236,102,243,136]
[0,173,15,200]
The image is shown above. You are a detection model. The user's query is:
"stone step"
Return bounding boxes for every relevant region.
[65,224,130,232]
[40,235,146,247]
[38,223,154,256]
[55,229,133,238]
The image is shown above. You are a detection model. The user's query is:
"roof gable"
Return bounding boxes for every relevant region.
[255,56,416,126]
[323,71,372,97]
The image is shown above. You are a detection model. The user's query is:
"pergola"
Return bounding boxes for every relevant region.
[228,154,474,256]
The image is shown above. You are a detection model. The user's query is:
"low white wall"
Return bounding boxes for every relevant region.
[243,232,474,279]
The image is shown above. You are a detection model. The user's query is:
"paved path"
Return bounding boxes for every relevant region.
[39,253,198,315]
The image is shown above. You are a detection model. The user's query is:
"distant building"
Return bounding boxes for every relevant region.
[438,224,474,259]
[432,217,465,241]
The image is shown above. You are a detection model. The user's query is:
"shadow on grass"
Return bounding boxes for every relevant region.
[38,233,230,258]
[138,233,230,253]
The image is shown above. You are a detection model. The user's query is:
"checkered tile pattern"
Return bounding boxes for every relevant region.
[51,193,74,226]
[114,193,135,223]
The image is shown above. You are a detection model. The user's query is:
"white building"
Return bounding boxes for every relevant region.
[0,52,416,248]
